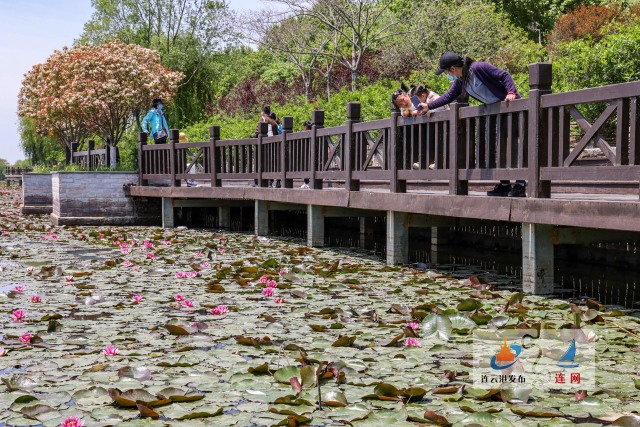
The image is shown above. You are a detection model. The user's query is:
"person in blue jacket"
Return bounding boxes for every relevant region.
[422,52,525,197]
[141,98,169,144]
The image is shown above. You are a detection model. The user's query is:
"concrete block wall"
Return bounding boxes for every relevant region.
[51,172,160,226]
[22,173,53,214]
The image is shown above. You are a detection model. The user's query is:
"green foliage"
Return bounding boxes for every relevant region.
[18,117,66,166]
[488,0,600,42]
[182,81,399,142]
[551,23,640,91]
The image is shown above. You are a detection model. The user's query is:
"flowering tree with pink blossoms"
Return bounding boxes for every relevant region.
[18,41,183,164]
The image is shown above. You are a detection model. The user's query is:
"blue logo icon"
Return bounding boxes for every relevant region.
[557,339,579,368]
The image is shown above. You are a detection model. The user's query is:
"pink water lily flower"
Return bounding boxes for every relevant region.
[14,285,25,292]
[274,297,285,303]
[146,253,155,259]
[175,294,185,302]
[144,240,154,249]
[122,260,133,267]
[11,309,26,322]
[131,295,143,303]
[98,233,105,239]
[279,269,288,275]
[405,338,421,347]
[405,322,420,330]
[218,248,226,253]
[51,235,58,240]
[266,280,277,288]
[210,305,229,315]
[121,248,131,254]
[161,240,171,245]
[19,333,33,344]
[26,266,34,273]
[133,265,141,271]
[64,276,74,282]
[39,236,47,241]
[200,262,210,268]
[31,295,42,303]
[103,345,119,356]
[183,300,194,307]
[196,251,203,257]
[60,417,84,427]
[262,287,275,297]
[259,275,269,283]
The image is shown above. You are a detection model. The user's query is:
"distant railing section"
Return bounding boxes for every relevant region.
[5,167,33,176]
[71,140,108,170]
[138,62,640,198]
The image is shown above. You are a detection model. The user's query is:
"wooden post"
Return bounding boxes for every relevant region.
[345,102,361,191]
[169,129,179,187]
[209,125,221,187]
[281,116,293,188]
[307,204,324,247]
[389,111,405,193]
[70,142,79,165]
[310,110,324,189]
[386,211,408,265]
[255,200,269,235]
[257,122,269,187]
[449,102,468,195]
[87,140,95,170]
[527,63,553,198]
[522,223,554,294]
[138,132,148,186]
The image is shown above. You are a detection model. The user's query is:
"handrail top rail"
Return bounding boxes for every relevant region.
[459,98,529,119]
[541,79,640,108]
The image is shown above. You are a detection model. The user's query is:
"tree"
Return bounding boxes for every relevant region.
[81,0,232,126]
[18,117,66,166]
[18,41,183,165]
[252,14,331,100]
[487,0,598,42]
[269,0,415,90]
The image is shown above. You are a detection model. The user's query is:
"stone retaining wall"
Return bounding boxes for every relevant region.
[51,172,160,226]
[22,173,53,214]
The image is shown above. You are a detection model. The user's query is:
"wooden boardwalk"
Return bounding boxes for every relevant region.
[128,63,640,295]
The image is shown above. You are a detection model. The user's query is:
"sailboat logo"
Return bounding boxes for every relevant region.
[557,339,579,368]
[490,337,522,370]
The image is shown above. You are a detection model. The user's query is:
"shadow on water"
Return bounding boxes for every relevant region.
[176,208,640,309]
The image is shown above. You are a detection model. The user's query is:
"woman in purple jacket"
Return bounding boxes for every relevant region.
[423,52,525,197]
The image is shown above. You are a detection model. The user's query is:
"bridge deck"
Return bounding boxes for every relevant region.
[129,183,640,232]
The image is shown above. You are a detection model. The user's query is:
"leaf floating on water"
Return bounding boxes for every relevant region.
[612,414,640,426]
[322,390,348,407]
[177,408,223,420]
[331,335,356,347]
[423,410,451,426]
[235,335,272,346]
[136,401,160,419]
[19,403,57,420]
[510,405,565,418]
[164,318,195,336]
[2,375,38,391]
[248,363,271,375]
[117,366,152,381]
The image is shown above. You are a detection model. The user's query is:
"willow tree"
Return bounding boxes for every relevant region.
[18,41,183,166]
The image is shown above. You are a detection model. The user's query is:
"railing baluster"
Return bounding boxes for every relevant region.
[617,98,630,166]
[631,98,639,165]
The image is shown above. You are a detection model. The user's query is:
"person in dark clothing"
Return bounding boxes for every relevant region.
[301,121,312,189]
[424,52,525,197]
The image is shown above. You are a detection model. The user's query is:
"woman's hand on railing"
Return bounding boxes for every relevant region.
[505,93,517,102]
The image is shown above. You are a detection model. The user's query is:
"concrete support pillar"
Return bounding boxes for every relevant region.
[387,211,409,265]
[360,217,375,249]
[430,226,450,265]
[522,223,554,295]
[255,200,269,236]
[307,204,325,247]
[161,197,174,228]
[218,206,231,229]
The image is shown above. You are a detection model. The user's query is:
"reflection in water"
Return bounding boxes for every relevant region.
[178,208,640,309]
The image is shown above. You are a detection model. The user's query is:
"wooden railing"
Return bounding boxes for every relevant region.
[71,140,108,170]
[138,63,640,198]
[5,167,33,176]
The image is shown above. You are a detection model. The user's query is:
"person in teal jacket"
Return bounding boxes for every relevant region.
[141,98,169,143]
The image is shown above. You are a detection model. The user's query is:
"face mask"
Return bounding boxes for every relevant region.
[157,104,163,110]
[446,74,457,82]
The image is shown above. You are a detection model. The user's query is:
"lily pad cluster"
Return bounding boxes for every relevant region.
[0,187,639,426]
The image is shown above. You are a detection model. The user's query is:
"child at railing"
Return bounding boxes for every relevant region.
[179,133,199,187]
[424,52,526,197]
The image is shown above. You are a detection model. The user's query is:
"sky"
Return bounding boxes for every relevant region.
[0,0,266,164]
